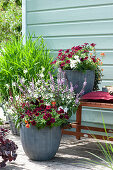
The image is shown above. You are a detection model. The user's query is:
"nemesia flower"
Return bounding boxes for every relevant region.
[26,124,30,128]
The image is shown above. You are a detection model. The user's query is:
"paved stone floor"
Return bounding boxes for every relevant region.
[3,132,113,170]
[0,108,113,170]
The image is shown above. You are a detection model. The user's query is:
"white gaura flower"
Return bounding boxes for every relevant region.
[21,77,25,83]
[41,67,45,72]
[12,82,16,86]
[15,95,19,100]
[6,84,9,88]
[40,73,44,78]
[34,93,38,98]
[23,69,28,74]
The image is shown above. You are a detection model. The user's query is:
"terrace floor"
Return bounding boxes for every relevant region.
[3,132,113,170]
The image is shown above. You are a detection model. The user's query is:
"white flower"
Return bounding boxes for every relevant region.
[58,106,63,110]
[64,107,68,113]
[74,55,79,60]
[28,88,32,93]
[21,77,25,83]
[23,69,28,74]
[34,93,38,98]
[41,67,45,72]
[70,60,77,69]
[6,84,9,88]
[15,95,19,100]
[40,73,44,78]
[12,82,16,86]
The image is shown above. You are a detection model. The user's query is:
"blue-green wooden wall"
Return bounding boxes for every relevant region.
[24,0,113,128]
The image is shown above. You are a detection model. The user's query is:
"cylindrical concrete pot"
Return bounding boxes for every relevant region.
[65,70,95,95]
[20,125,62,161]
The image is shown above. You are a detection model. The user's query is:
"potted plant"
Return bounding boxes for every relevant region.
[51,43,104,94]
[8,68,86,161]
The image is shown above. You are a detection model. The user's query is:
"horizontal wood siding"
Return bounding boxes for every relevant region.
[25,0,113,125]
[27,0,113,11]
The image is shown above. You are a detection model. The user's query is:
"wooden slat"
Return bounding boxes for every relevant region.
[71,123,113,133]
[100,80,113,90]
[27,0,113,12]
[62,130,113,141]
[27,6,113,25]
[27,20,113,36]
[80,101,113,109]
[40,36,113,50]
[102,66,113,80]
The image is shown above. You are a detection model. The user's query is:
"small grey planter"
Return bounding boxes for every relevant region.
[65,70,95,95]
[20,125,62,161]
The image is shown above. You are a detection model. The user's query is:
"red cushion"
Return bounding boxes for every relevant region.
[81,91,113,100]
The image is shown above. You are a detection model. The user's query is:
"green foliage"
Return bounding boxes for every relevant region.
[0,36,55,102]
[0,0,22,45]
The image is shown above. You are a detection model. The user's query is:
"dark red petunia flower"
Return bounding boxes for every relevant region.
[60,62,65,67]
[39,104,45,110]
[91,57,96,63]
[65,115,69,119]
[84,57,88,60]
[50,118,55,123]
[46,105,51,110]
[21,115,25,118]
[40,100,44,103]
[66,60,70,64]
[50,60,56,65]
[46,121,51,126]
[68,54,72,58]
[84,43,89,46]
[30,120,36,126]
[90,43,96,47]
[59,115,64,119]
[35,112,40,116]
[65,49,70,53]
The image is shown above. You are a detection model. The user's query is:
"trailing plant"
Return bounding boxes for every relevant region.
[0,35,55,102]
[0,127,18,168]
[51,43,104,90]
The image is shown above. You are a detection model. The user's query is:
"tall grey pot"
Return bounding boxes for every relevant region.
[20,125,62,161]
[65,70,95,95]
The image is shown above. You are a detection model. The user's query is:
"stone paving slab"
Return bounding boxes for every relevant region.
[3,132,113,170]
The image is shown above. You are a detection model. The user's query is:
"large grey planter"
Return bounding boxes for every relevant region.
[65,70,95,95]
[20,125,62,161]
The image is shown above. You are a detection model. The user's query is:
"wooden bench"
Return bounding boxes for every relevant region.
[62,101,113,141]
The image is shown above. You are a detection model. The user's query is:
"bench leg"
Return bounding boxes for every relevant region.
[76,105,82,140]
